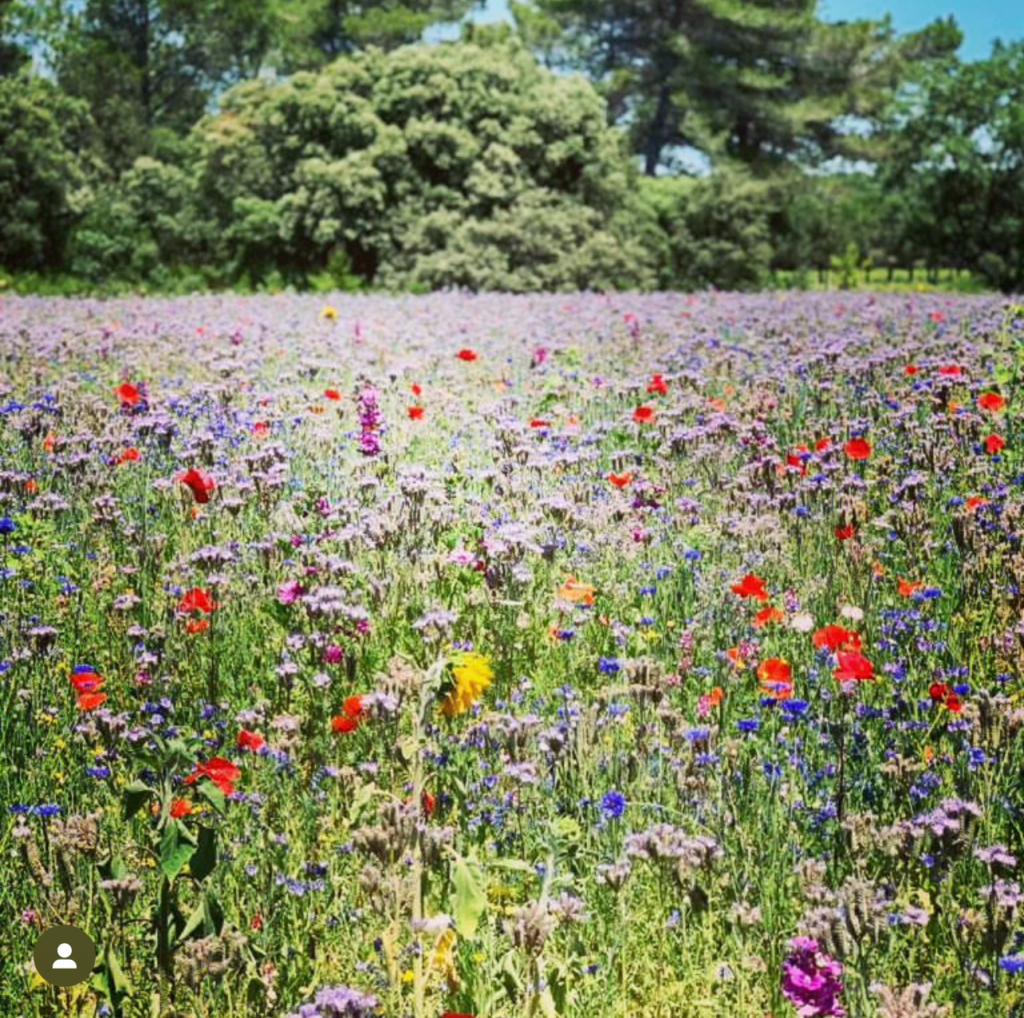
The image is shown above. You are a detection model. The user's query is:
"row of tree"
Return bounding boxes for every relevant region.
[0,1,1022,292]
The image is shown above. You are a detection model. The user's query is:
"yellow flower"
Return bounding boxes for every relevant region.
[440,652,493,718]
[400,969,415,985]
[321,305,338,320]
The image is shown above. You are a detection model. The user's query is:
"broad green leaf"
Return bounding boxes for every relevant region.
[123,780,154,819]
[190,826,216,882]
[451,855,486,940]
[198,781,225,814]
[103,944,132,995]
[159,819,196,881]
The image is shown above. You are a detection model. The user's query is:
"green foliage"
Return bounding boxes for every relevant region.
[149,39,656,290]
[58,0,278,171]
[0,74,100,271]
[884,41,1024,293]
[272,0,476,68]
[639,174,773,291]
[524,0,960,176]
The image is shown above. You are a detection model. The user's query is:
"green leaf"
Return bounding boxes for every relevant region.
[159,819,196,881]
[538,987,559,1018]
[203,888,224,936]
[190,826,217,882]
[451,855,487,940]
[179,898,206,942]
[123,780,155,819]
[103,944,132,995]
[198,780,225,814]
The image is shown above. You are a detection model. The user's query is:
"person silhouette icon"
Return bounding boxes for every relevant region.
[52,944,77,970]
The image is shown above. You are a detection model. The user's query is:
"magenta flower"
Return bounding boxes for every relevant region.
[277,580,304,606]
[781,937,845,1017]
[357,384,382,457]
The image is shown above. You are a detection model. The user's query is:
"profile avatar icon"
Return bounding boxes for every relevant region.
[32,924,96,987]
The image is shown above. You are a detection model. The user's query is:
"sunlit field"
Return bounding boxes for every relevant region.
[3,292,1024,1018]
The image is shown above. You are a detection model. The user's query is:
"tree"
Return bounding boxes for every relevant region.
[58,0,276,170]
[81,39,655,290]
[0,75,102,271]
[184,39,651,286]
[638,174,773,290]
[270,0,478,69]
[521,0,960,176]
[0,0,30,75]
[885,42,1024,292]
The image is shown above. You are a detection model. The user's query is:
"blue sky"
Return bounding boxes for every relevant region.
[465,0,1021,60]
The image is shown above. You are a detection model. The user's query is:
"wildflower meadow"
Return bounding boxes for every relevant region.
[3,291,1024,1018]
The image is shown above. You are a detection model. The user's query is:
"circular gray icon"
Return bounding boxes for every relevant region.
[32,925,96,987]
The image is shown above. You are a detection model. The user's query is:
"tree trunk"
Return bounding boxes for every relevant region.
[644,84,673,176]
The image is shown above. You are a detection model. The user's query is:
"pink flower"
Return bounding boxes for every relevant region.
[277,580,304,606]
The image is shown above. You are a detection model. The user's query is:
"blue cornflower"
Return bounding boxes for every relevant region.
[600,790,626,820]
[598,657,621,674]
[1000,955,1024,975]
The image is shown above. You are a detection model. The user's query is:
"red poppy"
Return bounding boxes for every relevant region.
[251,913,264,931]
[898,578,923,597]
[71,671,105,693]
[170,798,192,819]
[324,389,342,401]
[456,349,478,362]
[978,392,1006,413]
[253,421,270,437]
[905,365,919,376]
[844,438,872,461]
[786,450,808,477]
[608,472,632,488]
[178,588,218,615]
[118,447,141,464]
[813,625,861,653]
[77,691,108,711]
[177,468,216,504]
[331,715,359,734]
[115,383,141,406]
[753,606,784,628]
[633,405,655,424]
[343,695,365,720]
[408,406,425,420]
[184,756,241,795]
[422,791,437,817]
[731,573,769,602]
[186,619,210,635]
[441,1013,476,1018]
[985,434,1006,455]
[411,383,422,396]
[929,682,962,713]
[529,418,550,429]
[758,658,793,699]
[834,523,855,541]
[966,495,988,512]
[237,729,266,753]
[647,374,669,395]
[834,651,874,683]
[938,364,961,376]
[815,438,832,452]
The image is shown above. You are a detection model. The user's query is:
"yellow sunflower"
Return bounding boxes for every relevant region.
[440,652,493,718]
